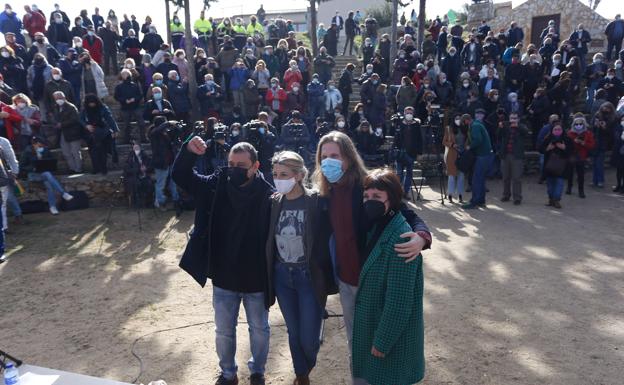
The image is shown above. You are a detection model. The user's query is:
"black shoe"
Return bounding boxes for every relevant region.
[448,195,453,203]
[458,194,464,203]
[501,196,510,202]
[250,373,266,385]
[174,200,183,217]
[565,188,572,195]
[215,374,238,385]
[579,191,586,198]
[513,200,521,205]
[613,186,622,192]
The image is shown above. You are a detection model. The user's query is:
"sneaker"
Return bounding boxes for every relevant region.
[250,373,266,385]
[62,192,74,201]
[552,200,562,209]
[0,254,6,263]
[214,374,238,385]
[50,206,59,215]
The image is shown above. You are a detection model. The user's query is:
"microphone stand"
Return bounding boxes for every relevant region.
[0,349,23,369]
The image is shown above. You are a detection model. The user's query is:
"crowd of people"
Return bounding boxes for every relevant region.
[0,2,623,384]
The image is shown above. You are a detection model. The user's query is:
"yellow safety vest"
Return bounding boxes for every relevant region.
[232,24,246,35]
[246,22,264,37]
[170,22,185,33]
[194,18,213,34]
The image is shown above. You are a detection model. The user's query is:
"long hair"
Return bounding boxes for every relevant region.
[313,131,368,197]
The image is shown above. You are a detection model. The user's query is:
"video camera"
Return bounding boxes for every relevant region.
[242,120,266,150]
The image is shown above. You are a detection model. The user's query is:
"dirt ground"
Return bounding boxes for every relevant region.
[1,171,623,385]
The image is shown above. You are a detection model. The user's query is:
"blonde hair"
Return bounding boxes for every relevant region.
[12,93,32,105]
[255,59,266,70]
[272,151,308,184]
[313,131,368,197]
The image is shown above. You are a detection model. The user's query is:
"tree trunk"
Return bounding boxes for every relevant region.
[390,0,399,63]
[310,0,318,56]
[417,0,426,48]
[165,0,172,45]
[183,0,198,121]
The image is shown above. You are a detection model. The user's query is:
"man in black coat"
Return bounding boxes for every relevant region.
[605,14,624,61]
[143,87,175,123]
[569,23,591,72]
[507,22,524,47]
[115,69,146,142]
[343,11,356,56]
[338,63,354,114]
[172,138,274,385]
[98,21,119,76]
[441,46,461,85]
[597,68,624,106]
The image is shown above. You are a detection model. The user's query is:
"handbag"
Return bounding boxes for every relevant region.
[455,149,476,174]
[545,152,568,177]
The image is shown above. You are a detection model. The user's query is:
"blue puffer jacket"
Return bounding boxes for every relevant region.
[306,81,325,100]
[229,67,249,91]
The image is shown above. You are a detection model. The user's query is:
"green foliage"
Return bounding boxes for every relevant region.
[366,2,393,29]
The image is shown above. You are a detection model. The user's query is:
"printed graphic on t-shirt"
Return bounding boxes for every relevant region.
[276,209,305,263]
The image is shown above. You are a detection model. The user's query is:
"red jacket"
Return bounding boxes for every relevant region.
[82,36,104,65]
[0,103,23,144]
[23,11,47,37]
[265,87,287,113]
[567,130,596,161]
[283,70,302,91]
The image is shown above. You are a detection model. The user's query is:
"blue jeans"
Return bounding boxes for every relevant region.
[274,263,323,375]
[470,154,492,205]
[585,82,598,112]
[592,151,605,186]
[28,171,65,208]
[396,153,415,194]
[153,167,179,206]
[447,172,465,196]
[212,286,270,380]
[0,206,4,255]
[547,177,564,200]
[7,188,21,217]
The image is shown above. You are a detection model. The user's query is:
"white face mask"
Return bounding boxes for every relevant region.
[231,130,240,137]
[405,113,413,121]
[52,74,61,81]
[17,102,26,109]
[292,87,299,93]
[375,128,383,136]
[337,121,345,128]
[454,119,461,125]
[274,177,296,194]
[55,99,65,106]
[1,52,9,58]
[134,149,141,155]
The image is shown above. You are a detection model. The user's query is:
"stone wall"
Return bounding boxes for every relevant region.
[473,0,610,52]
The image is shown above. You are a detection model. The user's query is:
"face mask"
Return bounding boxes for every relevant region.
[16,102,25,109]
[399,54,405,59]
[405,113,413,121]
[492,95,499,102]
[231,130,240,137]
[292,87,299,93]
[258,127,265,135]
[0,52,8,58]
[375,128,383,136]
[463,81,470,88]
[36,147,44,154]
[573,124,584,132]
[271,82,278,88]
[153,93,162,100]
[553,60,560,65]
[329,85,335,91]
[227,166,250,187]
[366,69,372,74]
[337,121,345,128]
[320,158,344,183]
[134,149,141,155]
[55,99,65,106]
[440,77,446,83]
[594,59,602,64]
[372,80,378,85]
[88,31,94,37]
[364,199,387,222]
[358,110,364,115]
[617,63,623,69]
[274,177,296,194]
[312,78,319,84]
[75,41,83,48]
[454,119,461,125]
[607,75,614,80]
[52,74,61,81]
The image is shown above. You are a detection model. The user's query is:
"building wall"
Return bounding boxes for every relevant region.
[486,0,610,51]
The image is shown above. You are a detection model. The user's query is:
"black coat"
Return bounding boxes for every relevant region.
[114,79,143,110]
[172,147,274,295]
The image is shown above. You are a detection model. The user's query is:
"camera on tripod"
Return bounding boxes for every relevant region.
[242,120,266,150]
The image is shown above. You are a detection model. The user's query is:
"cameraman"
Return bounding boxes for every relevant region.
[280,110,310,153]
[149,116,181,213]
[394,106,423,196]
[209,131,231,171]
[243,120,276,183]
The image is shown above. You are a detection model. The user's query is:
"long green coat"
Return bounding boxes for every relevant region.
[352,213,425,385]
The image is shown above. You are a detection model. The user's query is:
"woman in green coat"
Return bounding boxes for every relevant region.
[352,168,425,385]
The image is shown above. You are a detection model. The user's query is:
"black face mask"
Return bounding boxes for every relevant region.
[364,200,387,222]
[228,167,250,187]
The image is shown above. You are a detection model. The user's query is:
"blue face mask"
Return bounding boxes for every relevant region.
[155,79,163,86]
[258,127,265,135]
[321,158,344,183]
[153,93,162,100]
[36,147,44,154]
